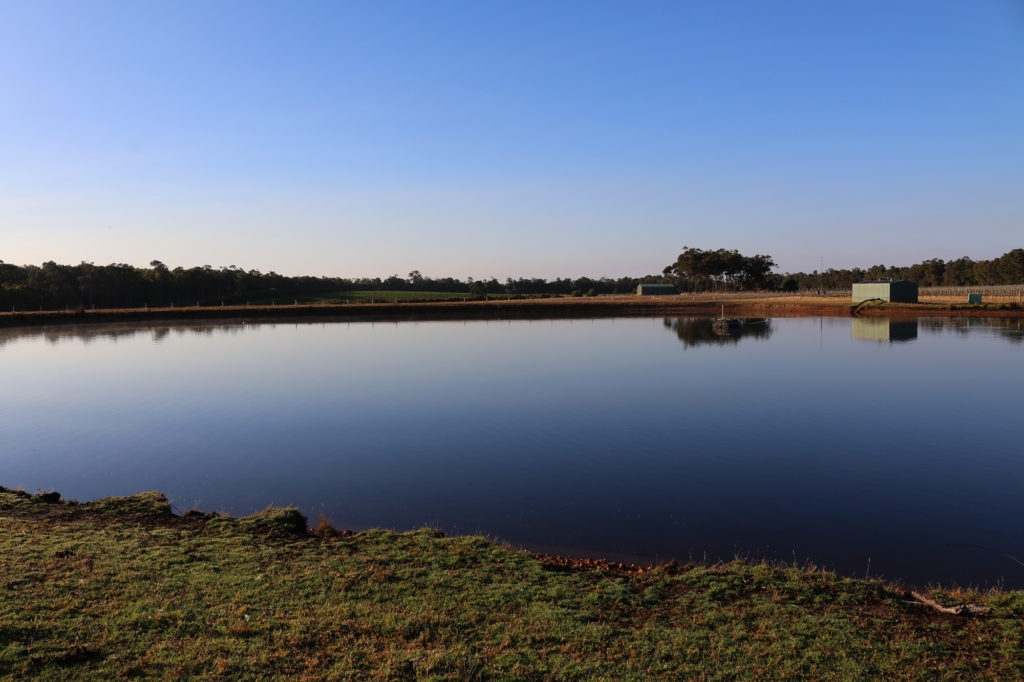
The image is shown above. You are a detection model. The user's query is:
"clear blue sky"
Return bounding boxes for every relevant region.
[2,0,1022,278]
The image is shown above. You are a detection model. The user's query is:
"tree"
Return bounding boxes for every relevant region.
[468,280,487,298]
[665,247,776,292]
[738,253,776,289]
[998,249,1024,284]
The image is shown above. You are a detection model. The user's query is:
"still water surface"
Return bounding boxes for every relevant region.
[2,316,1022,587]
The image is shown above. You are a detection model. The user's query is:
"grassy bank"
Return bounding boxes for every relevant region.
[2,488,1023,679]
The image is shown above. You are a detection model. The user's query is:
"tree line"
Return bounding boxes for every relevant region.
[0,260,665,310]
[1,248,1021,310]
[775,249,1024,291]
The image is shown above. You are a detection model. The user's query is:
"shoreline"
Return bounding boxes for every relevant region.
[1,485,1014,592]
[3,485,1022,678]
[2,294,1022,329]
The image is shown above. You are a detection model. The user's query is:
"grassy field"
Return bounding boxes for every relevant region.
[210,290,477,306]
[297,290,474,303]
[2,488,1023,679]
[303,290,557,303]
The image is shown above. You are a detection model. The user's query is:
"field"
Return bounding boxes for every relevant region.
[2,487,1023,679]
[280,290,474,304]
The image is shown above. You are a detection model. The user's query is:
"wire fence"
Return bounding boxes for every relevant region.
[670,289,851,299]
[649,285,1024,302]
[919,285,1024,299]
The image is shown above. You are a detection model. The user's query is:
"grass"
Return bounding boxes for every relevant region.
[2,487,1024,679]
[339,290,471,301]
[267,290,475,304]
[304,291,555,303]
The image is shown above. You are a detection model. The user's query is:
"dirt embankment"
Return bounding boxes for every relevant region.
[0,295,1021,328]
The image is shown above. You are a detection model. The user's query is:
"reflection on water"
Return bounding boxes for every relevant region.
[0,322,256,348]
[851,318,919,343]
[663,317,773,348]
[3,316,1022,349]
[1,315,1023,588]
[919,317,1024,343]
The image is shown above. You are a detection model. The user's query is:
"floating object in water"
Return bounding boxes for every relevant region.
[712,317,740,335]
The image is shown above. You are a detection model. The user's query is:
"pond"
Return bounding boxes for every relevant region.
[2,315,1022,587]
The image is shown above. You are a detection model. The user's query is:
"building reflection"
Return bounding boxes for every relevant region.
[851,318,918,343]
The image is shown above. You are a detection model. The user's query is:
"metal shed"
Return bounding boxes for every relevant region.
[637,283,678,295]
[851,280,918,303]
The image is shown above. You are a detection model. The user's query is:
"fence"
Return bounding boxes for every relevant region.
[919,285,1024,299]
[670,289,851,299]
[653,286,1024,302]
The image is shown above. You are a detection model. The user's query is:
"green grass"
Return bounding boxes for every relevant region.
[335,290,473,302]
[2,487,1023,679]
[217,290,473,306]
[245,290,555,305]
[259,290,473,304]
[320,291,550,302]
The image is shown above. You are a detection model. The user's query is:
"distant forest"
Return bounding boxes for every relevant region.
[0,249,1021,310]
[776,248,1024,292]
[0,260,663,309]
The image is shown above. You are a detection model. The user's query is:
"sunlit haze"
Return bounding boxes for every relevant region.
[2,1,1022,278]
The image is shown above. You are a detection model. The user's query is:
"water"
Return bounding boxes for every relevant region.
[2,316,1022,587]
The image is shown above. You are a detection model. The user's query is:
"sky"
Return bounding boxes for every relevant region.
[2,1,1022,279]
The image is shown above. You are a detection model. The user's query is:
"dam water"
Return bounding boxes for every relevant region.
[2,315,1022,587]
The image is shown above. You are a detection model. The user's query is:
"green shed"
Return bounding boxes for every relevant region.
[851,280,918,303]
[637,283,678,295]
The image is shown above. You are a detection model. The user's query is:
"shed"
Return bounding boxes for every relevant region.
[851,280,918,303]
[637,283,678,296]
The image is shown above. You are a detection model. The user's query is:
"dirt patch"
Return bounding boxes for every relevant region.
[534,552,655,575]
